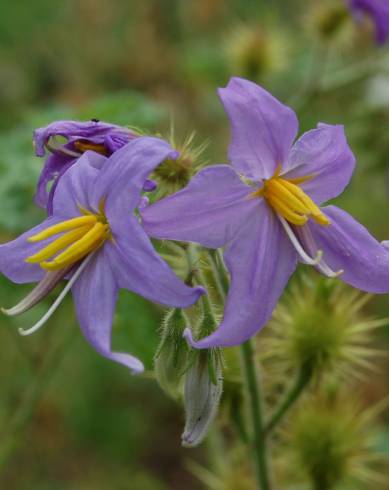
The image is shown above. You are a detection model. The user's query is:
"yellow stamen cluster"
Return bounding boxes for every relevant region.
[74,140,109,156]
[253,171,330,227]
[26,214,110,271]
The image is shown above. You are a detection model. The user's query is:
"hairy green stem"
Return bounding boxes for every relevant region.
[210,248,271,487]
[264,368,312,436]
[241,340,271,490]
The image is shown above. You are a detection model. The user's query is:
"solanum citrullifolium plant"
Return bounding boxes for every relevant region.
[2,3,389,489]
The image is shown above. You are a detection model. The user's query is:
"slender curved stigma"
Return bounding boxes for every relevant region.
[252,168,330,227]
[26,209,110,271]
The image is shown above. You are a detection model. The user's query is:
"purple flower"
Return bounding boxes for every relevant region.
[142,77,389,349]
[33,120,139,212]
[1,137,204,373]
[349,0,389,44]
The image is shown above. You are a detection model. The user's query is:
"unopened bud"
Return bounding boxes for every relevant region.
[153,131,208,198]
[154,308,190,399]
[181,351,223,448]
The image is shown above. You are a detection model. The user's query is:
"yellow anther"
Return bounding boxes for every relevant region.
[74,140,109,156]
[41,222,108,271]
[28,216,97,242]
[266,193,308,226]
[267,179,312,215]
[311,212,331,226]
[277,179,330,226]
[25,225,92,264]
[254,169,330,227]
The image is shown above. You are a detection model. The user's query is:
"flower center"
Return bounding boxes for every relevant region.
[252,168,330,227]
[25,205,110,271]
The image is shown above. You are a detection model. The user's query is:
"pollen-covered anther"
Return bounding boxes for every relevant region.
[258,174,331,227]
[25,213,110,272]
[73,139,109,156]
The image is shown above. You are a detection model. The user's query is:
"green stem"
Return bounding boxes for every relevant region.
[264,368,311,436]
[241,340,271,490]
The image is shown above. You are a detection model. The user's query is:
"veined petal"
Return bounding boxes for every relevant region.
[99,137,179,226]
[218,77,299,180]
[52,151,107,217]
[71,250,144,374]
[142,165,259,249]
[284,123,356,204]
[186,203,298,348]
[307,205,389,293]
[105,218,204,308]
[0,217,62,284]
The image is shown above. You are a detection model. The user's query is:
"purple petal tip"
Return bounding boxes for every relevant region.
[183,327,196,347]
[131,360,145,375]
[195,285,207,297]
[143,179,157,192]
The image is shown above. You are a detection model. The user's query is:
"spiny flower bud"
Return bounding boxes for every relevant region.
[182,350,223,448]
[224,24,287,81]
[283,388,387,489]
[261,275,387,381]
[152,131,208,198]
[154,308,190,400]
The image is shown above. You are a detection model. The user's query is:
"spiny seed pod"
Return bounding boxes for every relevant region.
[260,275,387,382]
[225,24,287,81]
[152,131,208,198]
[282,388,387,489]
[154,308,190,400]
[181,350,223,448]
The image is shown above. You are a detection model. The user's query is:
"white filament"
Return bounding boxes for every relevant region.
[46,136,82,158]
[316,258,344,278]
[278,215,323,266]
[18,253,95,336]
[295,221,344,278]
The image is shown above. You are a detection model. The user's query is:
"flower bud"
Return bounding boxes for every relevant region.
[152,131,208,198]
[182,350,223,448]
[154,308,190,400]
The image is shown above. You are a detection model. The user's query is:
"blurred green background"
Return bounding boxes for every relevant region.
[1,0,389,488]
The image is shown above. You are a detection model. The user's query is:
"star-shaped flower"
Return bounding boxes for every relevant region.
[142,77,389,348]
[1,137,204,372]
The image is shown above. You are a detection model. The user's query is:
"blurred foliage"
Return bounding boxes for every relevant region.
[1,0,389,489]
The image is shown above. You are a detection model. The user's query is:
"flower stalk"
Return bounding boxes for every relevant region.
[264,366,312,436]
[241,339,272,490]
